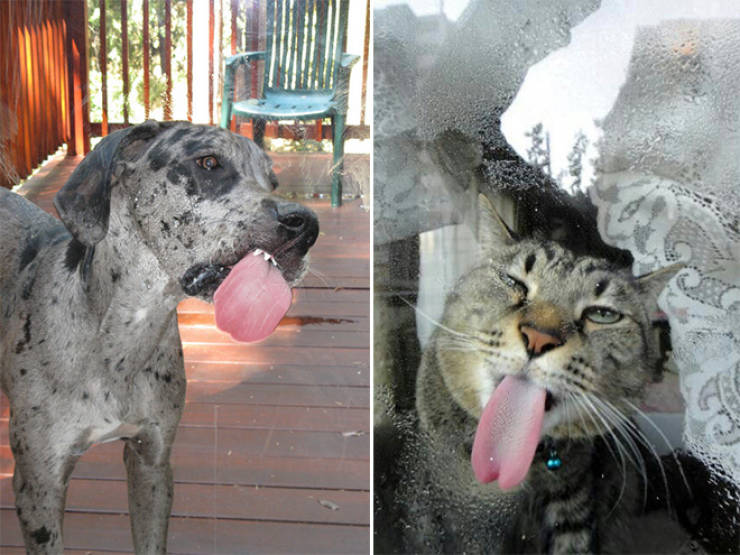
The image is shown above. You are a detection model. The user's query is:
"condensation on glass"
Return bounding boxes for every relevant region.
[374,1,740,553]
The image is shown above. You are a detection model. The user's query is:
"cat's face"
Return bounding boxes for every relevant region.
[434,197,669,441]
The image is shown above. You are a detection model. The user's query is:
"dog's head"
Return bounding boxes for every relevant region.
[54,120,319,316]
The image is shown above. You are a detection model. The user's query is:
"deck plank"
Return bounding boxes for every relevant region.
[0,425,369,460]
[0,509,370,554]
[182,344,367,366]
[184,361,370,387]
[68,449,370,490]
[185,381,369,408]
[0,156,370,552]
[180,326,370,348]
[0,479,369,525]
[179,404,370,432]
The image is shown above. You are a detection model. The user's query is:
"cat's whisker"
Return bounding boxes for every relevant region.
[484,352,527,367]
[437,345,478,353]
[435,337,485,355]
[598,398,672,498]
[475,346,515,358]
[586,395,649,507]
[597,397,679,513]
[584,395,646,476]
[567,393,617,505]
[574,393,630,514]
[396,295,474,340]
[565,393,596,440]
[596,400,647,490]
[563,393,585,436]
[568,394,617,473]
[436,336,475,347]
[615,399,692,506]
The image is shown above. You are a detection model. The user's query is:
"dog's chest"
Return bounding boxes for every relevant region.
[76,362,184,449]
[86,420,143,446]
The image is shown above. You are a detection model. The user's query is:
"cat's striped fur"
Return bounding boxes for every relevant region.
[396,196,678,554]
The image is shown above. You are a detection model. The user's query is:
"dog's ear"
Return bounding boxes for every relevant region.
[54,120,164,247]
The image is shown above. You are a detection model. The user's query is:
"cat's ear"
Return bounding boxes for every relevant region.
[636,263,684,316]
[478,194,516,248]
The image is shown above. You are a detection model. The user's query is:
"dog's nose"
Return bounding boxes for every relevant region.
[276,202,319,253]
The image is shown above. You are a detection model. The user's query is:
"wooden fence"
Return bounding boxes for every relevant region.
[0,1,85,189]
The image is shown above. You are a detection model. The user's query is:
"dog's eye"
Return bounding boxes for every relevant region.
[582,306,623,324]
[196,155,220,170]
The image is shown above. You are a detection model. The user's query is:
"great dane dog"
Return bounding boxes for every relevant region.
[0,120,319,553]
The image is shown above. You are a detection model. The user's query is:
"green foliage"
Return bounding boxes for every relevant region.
[566,130,589,194]
[267,138,332,153]
[525,122,551,177]
[88,0,188,122]
[526,125,590,195]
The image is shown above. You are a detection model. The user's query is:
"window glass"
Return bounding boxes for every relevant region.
[374,1,740,553]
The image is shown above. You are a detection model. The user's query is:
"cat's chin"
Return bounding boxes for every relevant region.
[542,410,596,440]
[544,390,555,411]
[541,408,563,437]
[540,390,595,440]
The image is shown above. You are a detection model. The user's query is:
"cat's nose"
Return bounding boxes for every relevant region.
[520,325,563,357]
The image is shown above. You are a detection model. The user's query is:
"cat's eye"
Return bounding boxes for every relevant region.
[196,155,220,170]
[500,272,528,297]
[582,306,623,324]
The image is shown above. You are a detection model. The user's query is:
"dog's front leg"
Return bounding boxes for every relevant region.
[11,419,80,554]
[124,425,176,554]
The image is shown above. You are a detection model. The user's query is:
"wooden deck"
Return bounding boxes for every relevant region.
[0,153,370,553]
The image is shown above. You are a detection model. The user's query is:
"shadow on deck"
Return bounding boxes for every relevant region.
[0,151,370,553]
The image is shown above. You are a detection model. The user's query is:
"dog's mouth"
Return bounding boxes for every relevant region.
[180,263,232,298]
[180,248,306,299]
[180,246,309,343]
[179,199,318,344]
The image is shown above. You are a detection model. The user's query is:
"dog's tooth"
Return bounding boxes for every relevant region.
[263,252,270,261]
[253,249,263,256]
[270,258,277,267]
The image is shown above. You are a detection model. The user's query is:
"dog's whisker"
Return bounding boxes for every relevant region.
[306,266,330,287]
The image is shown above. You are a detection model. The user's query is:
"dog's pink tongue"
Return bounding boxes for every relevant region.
[213,253,292,343]
[471,376,546,490]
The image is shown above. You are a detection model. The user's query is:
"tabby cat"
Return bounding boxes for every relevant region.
[376,195,683,554]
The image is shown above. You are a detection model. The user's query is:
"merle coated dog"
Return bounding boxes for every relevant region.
[0,120,318,553]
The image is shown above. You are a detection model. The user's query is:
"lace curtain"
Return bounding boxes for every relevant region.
[593,20,740,483]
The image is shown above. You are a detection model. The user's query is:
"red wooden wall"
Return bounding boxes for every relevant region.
[0,0,91,190]
[1,1,67,188]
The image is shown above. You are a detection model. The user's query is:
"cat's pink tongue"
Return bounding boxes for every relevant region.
[213,252,292,343]
[471,376,546,490]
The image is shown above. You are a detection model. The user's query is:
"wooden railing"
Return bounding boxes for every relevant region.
[92,0,371,140]
[0,0,370,188]
[0,1,71,188]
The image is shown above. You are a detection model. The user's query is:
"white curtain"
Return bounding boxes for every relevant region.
[593,19,740,483]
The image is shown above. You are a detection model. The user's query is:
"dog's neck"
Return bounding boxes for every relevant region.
[76,220,184,352]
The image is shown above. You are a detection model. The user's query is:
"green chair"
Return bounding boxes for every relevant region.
[221,0,359,207]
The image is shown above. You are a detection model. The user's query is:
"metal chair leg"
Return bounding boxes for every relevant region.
[253,119,266,148]
[331,114,345,207]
